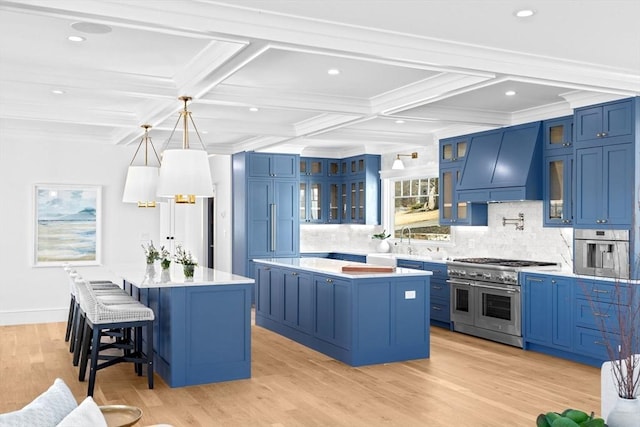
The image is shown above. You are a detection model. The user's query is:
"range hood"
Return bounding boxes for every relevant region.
[457,121,543,202]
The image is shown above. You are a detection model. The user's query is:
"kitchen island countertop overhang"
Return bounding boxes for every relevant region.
[253,257,432,367]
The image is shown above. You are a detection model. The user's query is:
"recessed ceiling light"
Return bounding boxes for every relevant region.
[71,22,112,34]
[395,120,405,124]
[327,68,340,76]
[505,90,517,96]
[67,35,86,42]
[515,9,535,18]
[249,107,259,112]
[51,89,65,95]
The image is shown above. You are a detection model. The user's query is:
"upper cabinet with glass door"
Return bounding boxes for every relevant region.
[543,116,573,152]
[439,136,468,165]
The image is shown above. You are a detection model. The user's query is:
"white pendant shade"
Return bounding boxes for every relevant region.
[392,158,405,170]
[156,149,213,199]
[122,165,159,205]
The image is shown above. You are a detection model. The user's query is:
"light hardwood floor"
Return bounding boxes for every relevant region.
[0,321,601,426]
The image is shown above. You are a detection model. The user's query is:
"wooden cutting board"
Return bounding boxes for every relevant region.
[341,264,396,273]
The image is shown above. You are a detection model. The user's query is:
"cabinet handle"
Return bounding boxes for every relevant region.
[596,132,602,137]
[433,286,442,290]
[528,278,543,283]
[594,340,607,346]
[593,312,610,318]
[601,132,607,137]
[551,280,556,284]
[592,289,609,294]
[291,272,298,276]
[270,204,277,252]
[325,278,333,284]
[432,306,442,311]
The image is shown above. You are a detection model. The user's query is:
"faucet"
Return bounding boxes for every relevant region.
[400,226,412,254]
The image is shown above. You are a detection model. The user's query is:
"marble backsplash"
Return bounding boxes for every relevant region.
[300,201,574,270]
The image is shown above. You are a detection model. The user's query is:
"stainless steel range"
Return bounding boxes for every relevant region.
[447,257,558,348]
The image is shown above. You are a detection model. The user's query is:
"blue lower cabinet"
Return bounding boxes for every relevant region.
[314,275,351,349]
[132,282,252,387]
[522,273,632,367]
[282,269,313,334]
[399,260,451,328]
[254,261,430,366]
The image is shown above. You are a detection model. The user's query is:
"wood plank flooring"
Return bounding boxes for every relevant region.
[0,321,601,426]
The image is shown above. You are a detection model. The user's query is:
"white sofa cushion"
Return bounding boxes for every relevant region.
[0,378,77,427]
[56,397,107,427]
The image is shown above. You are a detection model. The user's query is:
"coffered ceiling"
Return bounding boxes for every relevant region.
[0,0,638,158]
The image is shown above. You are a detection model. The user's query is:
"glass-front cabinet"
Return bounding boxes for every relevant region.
[439,137,468,164]
[543,116,573,150]
[543,154,573,226]
[439,166,487,226]
[300,180,323,223]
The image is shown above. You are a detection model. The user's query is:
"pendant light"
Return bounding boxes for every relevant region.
[156,96,214,204]
[122,124,160,207]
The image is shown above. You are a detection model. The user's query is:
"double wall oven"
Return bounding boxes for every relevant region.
[447,258,558,348]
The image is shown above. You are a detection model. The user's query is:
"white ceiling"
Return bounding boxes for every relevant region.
[1,0,639,158]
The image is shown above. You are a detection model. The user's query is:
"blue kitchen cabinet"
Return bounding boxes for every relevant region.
[522,274,572,351]
[300,157,326,177]
[248,153,298,178]
[397,259,450,328]
[543,116,573,151]
[439,136,469,165]
[247,178,299,257]
[232,152,300,281]
[282,268,313,334]
[255,264,284,321]
[314,274,351,350]
[439,165,487,225]
[573,278,628,362]
[300,155,380,224]
[543,153,573,226]
[329,253,366,263]
[574,98,633,144]
[300,177,324,223]
[574,142,633,228]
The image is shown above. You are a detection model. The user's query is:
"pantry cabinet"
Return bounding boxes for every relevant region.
[232,152,300,281]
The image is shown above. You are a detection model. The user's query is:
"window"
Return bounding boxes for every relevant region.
[393,177,450,241]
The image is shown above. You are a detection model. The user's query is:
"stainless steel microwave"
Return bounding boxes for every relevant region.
[574,229,629,279]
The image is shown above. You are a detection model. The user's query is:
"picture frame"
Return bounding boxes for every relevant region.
[33,184,102,267]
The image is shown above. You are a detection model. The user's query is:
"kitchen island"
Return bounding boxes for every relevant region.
[113,264,254,388]
[253,257,432,366]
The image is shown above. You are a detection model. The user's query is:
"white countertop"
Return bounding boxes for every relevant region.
[107,263,255,288]
[253,257,432,279]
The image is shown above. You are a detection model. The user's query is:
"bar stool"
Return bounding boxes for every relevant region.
[64,269,123,344]
[69,277,137,367]
[75,280,155,397]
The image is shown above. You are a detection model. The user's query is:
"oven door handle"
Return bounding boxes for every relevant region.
[446,279,472,286]
[472,283,520,293]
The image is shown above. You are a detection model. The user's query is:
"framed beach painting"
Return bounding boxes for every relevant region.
[34,184,102,266]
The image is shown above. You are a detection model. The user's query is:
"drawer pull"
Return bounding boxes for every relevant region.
[433,286,442,290]
[592,289,609,294]
[291,272,298,276]
[594,340,607,346]
[593,312,610,318]
[326,278,333,284]
[528,278,543,282]
[431,306,442,311]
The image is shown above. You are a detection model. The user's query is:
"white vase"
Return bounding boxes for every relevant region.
[145,263,156,278]
[376,239,391,253]
[607,396,640,427]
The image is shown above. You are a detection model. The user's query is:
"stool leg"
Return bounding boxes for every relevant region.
[87,326,102,397]
[78,322,92,381]
[72,312,86,366]
[69,303,80,352]
[134,326,142,376]
[64,295,75,342]
[146,321,154,389]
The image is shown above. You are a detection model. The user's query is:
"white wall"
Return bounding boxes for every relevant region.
[209,155,232,273]
[0,139,160,325]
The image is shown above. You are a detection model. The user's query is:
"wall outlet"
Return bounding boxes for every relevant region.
[404,290,416,299]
